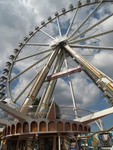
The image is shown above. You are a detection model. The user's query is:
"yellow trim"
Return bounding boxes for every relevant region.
[0,134,3,138]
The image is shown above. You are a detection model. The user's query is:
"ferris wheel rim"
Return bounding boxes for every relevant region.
[8,1,112,99]
[0,0,112,117]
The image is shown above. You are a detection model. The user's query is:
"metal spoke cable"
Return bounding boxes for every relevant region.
[65,7,78,37]
[57,17,62,36]
[68,12,113,42]
[69,44,113,51]
[88,49,99,62]
[40,29,55,40]
[14,69,43,103]
[25,43,49,46]
[63,51,78,118]
[68,29,113,44]
[10,53,51,82]
[14,48,52,62]
[86,39,100,47]
[68,0,103,40]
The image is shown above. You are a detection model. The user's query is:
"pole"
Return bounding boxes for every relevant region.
[58,134,61,150]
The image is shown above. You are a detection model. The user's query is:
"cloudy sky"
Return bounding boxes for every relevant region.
[0,0,113,132]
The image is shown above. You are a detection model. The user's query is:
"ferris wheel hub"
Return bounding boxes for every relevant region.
[50,35,67,48]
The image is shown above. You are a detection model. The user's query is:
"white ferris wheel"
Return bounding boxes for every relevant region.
[0,0,113,131]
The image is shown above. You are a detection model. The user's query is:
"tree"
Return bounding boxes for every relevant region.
[32,97,41,105]
[33,97,61,119]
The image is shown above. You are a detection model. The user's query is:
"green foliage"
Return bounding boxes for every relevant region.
[33,97,61,119]
[32,97,41,105]
[55,103,61,119]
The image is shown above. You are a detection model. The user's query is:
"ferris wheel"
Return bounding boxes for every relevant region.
[0,0,113,129]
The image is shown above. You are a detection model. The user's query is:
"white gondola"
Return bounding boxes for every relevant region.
[85,0,90,4]
[62,8,66,14]
[9,55,15,61]
[41,21,45,25]
[14,48,19,54]
[23,37,28,41]
[77,0,82,7]
[0,84,6,91]
[69,4,73,10]
[0,92,5,99]
[55,12,58,17]
[29,31,34,36]
[0,76,7,83]
[47,16,52,21]
[35,26,39,30]
[18,42,23,47]
[0,84,3,90]
[6,61,11,68]
[3,69,9,76]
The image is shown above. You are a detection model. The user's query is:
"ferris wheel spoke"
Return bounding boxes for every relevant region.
[63,51,78,118]
[68,0,103,40]
[65,7,78,37]
[88,49,99,62]
[68,12,113,42]
[40,29,55,40]
[25,43,49,46]
[82,54,93,56]
[57,17,62,36]
[36,52,61,113]
[14,48,52,62]
[69,44,113,51]
[13,68,43,103]
[24,47,60,106]
[10,53,51,82]
[68,29,113,44]
[34,52,58,117]
[37,50,64,118]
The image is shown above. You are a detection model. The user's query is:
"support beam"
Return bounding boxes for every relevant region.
[34,52,63,117]
[0,101,31,121]
[38,50,64,118]
[0,119,10,126]
[58,134,61,150]
[64,44,113,102]
[74,107,113,124]
[95,119,104,131]
[69,44,113,51]
[20,47,59,115]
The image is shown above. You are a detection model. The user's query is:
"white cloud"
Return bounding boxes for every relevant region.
[0,0,113,130]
